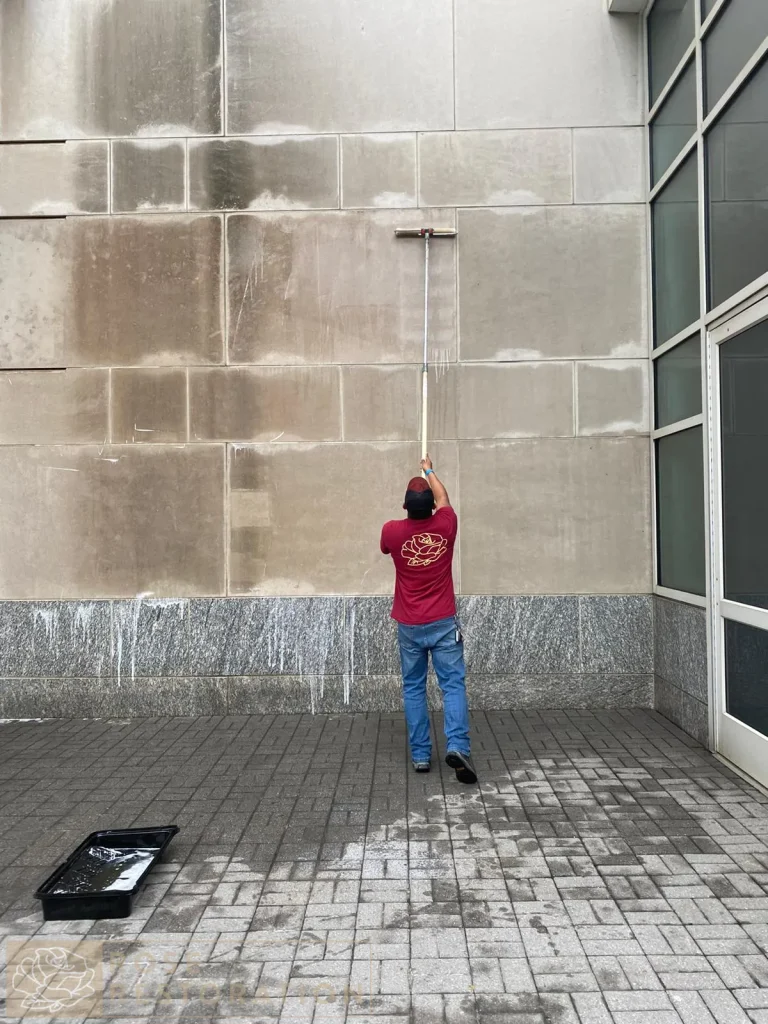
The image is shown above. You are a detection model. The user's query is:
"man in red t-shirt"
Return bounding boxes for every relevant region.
[380,455,476,785]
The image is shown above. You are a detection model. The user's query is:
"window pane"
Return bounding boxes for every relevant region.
[726,619,768,737]
[649,0,697,107]
[707,59,768,309]
[704,0,768,113]
[656,426,706,594]
[720,318,768,608]
[655,335,702,427]
[652,153,700,346]
[651,61,697,185]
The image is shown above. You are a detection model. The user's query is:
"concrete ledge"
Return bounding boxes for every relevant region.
[607,0,646,13]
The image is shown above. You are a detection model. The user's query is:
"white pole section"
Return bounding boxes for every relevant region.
[421,231,430,472]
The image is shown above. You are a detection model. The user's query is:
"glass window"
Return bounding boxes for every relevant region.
[652,153,700,346]
[707,58,768,309]
[655,335,702,427]
[651,61,697,185]
[649,0,697,107]
[720,318,768,608]
[657,426,706,594]
[704,0,768,113]
[726,619,768,736]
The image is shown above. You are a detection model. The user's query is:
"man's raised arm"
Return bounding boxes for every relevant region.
[421,455,451,509]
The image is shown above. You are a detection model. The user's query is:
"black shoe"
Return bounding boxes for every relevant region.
[412,760,431,773]
[445,750,477,785]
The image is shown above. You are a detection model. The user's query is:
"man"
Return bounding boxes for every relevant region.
[380,455,477,785]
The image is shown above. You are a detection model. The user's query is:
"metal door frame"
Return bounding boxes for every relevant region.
[708,294,768,786]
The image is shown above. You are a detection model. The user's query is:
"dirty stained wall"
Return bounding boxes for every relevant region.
[0,0,653,714]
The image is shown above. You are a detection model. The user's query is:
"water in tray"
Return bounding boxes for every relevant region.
[51,845,160,894]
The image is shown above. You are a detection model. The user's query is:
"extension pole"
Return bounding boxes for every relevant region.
[394,227,457,474]
[421,231,430,466]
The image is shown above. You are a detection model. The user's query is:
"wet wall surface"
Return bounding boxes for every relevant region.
[0,0,651,605]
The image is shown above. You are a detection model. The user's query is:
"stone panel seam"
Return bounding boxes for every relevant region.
[336,134,341,209]
[224,443,231,596]
[184,137,190,212]
[221,0,228,137]
[221,212,229,366]
[107,368,113,444]
[451,0,457,132]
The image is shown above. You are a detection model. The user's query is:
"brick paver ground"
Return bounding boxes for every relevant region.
[1,709,768,1023]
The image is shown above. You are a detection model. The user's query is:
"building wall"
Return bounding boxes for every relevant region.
[654,596,709,746]
[0,0,652,714]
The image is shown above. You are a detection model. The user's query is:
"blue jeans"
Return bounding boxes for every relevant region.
[397,616,470,762]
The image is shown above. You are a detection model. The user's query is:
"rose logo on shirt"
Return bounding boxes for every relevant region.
[401,533,448,567]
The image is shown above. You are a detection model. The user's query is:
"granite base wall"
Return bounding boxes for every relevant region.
[653,596,709,746]
[0,595,654,718]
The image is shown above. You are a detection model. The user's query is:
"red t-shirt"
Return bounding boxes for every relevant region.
[380,506,458,626]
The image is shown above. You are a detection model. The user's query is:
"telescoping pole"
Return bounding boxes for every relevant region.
[421,231,430,466]
[393,227,457,475]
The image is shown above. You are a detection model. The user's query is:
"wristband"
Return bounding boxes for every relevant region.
[424,468,433,476]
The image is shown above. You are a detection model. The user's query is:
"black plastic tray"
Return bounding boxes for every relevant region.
[34,826,179,921]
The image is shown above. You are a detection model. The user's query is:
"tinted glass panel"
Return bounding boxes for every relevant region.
[651,61,697,185]
[656,426,706,594]
[652,153,700,346]
[707,59,768,309]
[704,0,768,113]
[726,619,768,737]
[720,318,768,608]
[649,0,697,106]
[655,335,702,427]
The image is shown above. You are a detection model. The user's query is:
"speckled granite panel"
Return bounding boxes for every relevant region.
[0,677,227,718]
[344,596,399,676]
[654,596,708,702]
[188,597,345,676]
[654,673,709,747]
[458,596,580,674]
[227,674,405,714]
[580,596,653,673]
[0,601,112,677]
[465,673,653,710]
[112,598,189,677]
[654,674,683,729]
[680,690,709,747]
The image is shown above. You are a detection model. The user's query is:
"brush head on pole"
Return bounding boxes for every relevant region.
[394,228,457,238]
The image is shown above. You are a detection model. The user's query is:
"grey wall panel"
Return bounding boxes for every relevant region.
[0,0,221,139]
[225,0,453,134]
[112,140,186,213]
[0,446,226,599]
[0,142,108,216]
[226,209,456,364]
[69,216,225,366]
[0,220,70,369]
[0,217,224,369]
[188,137,339,211]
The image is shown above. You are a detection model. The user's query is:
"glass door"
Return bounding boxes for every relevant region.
[711,296,768,787]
